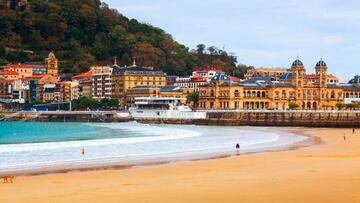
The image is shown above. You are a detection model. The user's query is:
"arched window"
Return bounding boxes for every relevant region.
[234,90,239,98]
[282,90,287,99]
[252,91,256,97]
[257,91,261,98]
[331,91,335,99]
[275,91,280,99]
[262,91,266,98]
[210,90,214,97]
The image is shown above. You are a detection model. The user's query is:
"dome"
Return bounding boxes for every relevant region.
[292,59,303,66]
[349,75,360,84]
[211,73,230,82]
[316,59,327,67]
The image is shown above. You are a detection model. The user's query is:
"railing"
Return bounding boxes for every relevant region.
[195,109,360,113]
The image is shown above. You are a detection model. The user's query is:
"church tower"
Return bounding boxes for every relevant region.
[46,52,58,77]
[291,58,305,88]
[315,59,327,88]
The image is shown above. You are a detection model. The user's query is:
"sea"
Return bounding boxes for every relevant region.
[0,122,307,174]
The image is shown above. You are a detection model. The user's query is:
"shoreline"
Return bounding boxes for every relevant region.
[1,128,360,203]
[0,127,316,177]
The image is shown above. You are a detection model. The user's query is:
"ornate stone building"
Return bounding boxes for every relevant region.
[199,59,360,110]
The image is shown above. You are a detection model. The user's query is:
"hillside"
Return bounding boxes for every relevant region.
[0,0,252,77]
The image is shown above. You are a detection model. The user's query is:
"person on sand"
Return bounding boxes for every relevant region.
[81,147,85,156]
[353,129,355,134]
[343,135,346,141]
[236,143,240,150]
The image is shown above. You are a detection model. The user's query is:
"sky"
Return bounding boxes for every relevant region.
[106,0,360,81]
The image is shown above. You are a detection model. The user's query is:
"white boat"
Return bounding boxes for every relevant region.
[129,97,206,119]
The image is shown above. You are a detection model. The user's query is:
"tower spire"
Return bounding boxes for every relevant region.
[132,57,136,67]
[114,56,118,66]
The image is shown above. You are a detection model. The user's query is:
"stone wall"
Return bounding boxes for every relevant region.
[137,111,360,128]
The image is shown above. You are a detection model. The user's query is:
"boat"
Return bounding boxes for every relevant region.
[129,97,207,119]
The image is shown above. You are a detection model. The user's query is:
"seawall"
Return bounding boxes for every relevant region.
[1,111,360,128]
[136,111,360,128]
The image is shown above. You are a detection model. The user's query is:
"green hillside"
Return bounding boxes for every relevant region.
[0,0,251,77]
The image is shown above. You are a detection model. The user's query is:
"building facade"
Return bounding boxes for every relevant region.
[112,64,167,107]
[245,68,287,81]
[91,66,113,100]
[199,59,360,110]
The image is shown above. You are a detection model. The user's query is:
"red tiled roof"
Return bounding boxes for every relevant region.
[0,71,19,76]
[4,64,33,69]
[327,74,337,79]
[306,74,338,80]
[230,76,240,82]
[191,75,204,79]
[305,74,317,79]
[73,71,93,79]
[193,67,222,73]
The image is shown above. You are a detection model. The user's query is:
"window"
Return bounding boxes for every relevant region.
[234,90,239,98]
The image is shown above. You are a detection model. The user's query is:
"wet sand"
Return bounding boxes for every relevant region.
[1,128,360,203]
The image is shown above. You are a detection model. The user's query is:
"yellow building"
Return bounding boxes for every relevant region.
[46,52,58,77]
[198,73,244,109]
[112,62,167,107]
[199,59,360,110]
[245,67,287,81]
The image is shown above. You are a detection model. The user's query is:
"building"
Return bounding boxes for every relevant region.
[2,64,33,78]
[192,67,223,81]
[198,59,360,110]
[46,52,59,77]
[174,76,208,91]
[126,86,192,107]
[91,66,113,100]
[112,62,167,107]
[73,71,93,98]
[245,68,287,81]
[198,73,244,109]
[27,74,58,103]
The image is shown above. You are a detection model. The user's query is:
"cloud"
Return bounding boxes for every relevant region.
[105,0,360,80]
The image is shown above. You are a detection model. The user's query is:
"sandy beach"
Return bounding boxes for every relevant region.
[1,127,360,203]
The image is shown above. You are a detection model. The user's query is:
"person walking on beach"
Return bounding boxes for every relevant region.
[81,147,85,156]
[353,129,355,134]
[343,135,346,141]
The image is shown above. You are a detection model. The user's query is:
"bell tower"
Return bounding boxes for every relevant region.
[46,52,58,77]
[291,58,305,88]
[315,58,327,88]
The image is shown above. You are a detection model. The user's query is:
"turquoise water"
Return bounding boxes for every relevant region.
[0,122,143,144]
[0,122,306,174]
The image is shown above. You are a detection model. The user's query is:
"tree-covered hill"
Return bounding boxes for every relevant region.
[0,0,252,76]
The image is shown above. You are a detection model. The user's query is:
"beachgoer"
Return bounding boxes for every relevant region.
[236,143,240,149]
[343,135,346,141]
[353,129,355,134]
[81,147,85,156]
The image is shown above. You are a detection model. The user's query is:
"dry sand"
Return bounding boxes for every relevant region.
[1,128,360,203]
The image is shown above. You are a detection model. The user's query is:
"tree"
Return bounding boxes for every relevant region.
[0,0,243,75]
[288,103,299,110]
[196,44,206,54]
[336,103,345,110]
[186,92,199,108]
